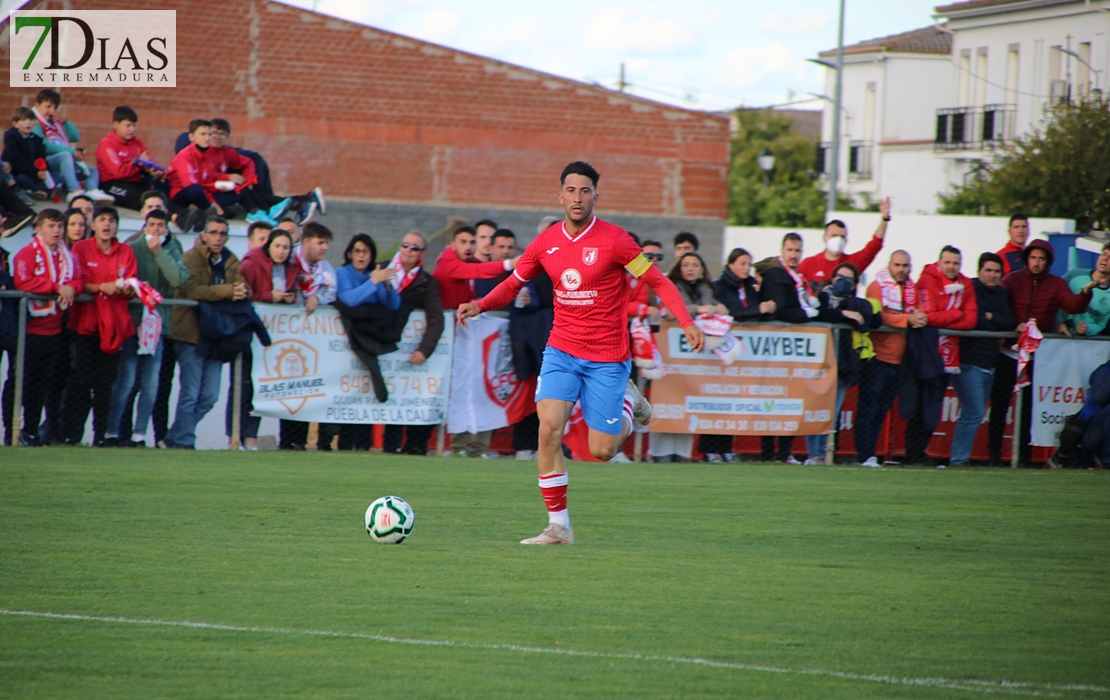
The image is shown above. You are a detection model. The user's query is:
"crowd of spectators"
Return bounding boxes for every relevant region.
[626,204,1108,468]
[1,98,1107,465]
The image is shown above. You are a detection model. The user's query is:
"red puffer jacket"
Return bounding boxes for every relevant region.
[1001,239,1090,331]
[916,262,978,330]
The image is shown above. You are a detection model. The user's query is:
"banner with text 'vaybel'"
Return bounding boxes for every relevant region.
[250,305,453,425]
[648,323,837,436]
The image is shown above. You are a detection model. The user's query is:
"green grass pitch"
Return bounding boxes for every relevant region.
[1,450,1108,699]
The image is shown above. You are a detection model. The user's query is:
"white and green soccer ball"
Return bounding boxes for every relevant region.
[365,496,415,544]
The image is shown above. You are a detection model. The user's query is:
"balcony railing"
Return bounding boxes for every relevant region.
[848,140,872,181]
[814,142,828,177]
[935,104,1016,152]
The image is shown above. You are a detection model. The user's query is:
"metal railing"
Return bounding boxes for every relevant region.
[5,291,1108,466]
[0,291,246,451]
[935,104,1017,152]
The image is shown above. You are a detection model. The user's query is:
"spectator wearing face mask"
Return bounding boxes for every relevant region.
[797,198,891,295]
[805,263,881,465]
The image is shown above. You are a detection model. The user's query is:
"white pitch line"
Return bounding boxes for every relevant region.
[2,608,1106,697]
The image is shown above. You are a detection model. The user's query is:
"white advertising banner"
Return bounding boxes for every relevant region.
[446,314,536,434]
[250,305,453,425]
[1031,339,1110,446]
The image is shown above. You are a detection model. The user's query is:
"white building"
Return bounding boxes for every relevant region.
[817,0,1110,215]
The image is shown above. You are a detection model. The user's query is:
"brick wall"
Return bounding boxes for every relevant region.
[0,0,730,221]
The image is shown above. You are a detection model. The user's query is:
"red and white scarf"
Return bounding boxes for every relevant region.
[124,278,164,355]
[630,317,664,379]
[29,235,73,317]
[875,266,916,312]
[33,108,69,149]
[779,257,818,318]
[694,313,744,365]
[935,279,966,374]
[388,250,420,292]
[1014,319,1043,389]
[293,247,319,296]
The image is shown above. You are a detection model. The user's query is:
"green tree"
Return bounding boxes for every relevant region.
[727,109,867,227]
[727,109,825,228]
[937,95,1110,232]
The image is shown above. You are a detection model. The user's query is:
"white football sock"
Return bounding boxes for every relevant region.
[548,509,571,530]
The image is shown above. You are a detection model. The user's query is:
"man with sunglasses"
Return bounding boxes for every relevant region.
[381,231,445,456]
[628,239,664,323]
[165,215,249,449]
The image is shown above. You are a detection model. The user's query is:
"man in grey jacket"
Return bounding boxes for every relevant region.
[103,208,189,446]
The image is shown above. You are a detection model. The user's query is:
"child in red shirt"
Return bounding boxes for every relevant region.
[96,106,168,211]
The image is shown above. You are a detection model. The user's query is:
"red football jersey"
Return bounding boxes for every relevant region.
[514,217,647,363]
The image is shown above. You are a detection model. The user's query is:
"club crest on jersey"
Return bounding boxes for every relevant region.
[561,268,582,291]
[583,248,598,266]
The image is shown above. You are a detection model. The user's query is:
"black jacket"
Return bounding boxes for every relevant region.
[713,269,762,321]
[2,127,46,181]
[900,327,947,432]
[510,272,553,380]
[755,259,813,324]
[397,269,445,360]
[334,299,413,403]
[816,290,880,388]
[962,279,1015,370]
[196,300,272,362]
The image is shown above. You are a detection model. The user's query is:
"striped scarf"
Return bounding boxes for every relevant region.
[28,235,73,317]
[875,266,916,312]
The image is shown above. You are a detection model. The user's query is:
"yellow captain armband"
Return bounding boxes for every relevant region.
[625,253,651,278]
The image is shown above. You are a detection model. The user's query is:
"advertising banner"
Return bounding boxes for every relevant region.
[250,305,453,425]
[446,314,537,434]
[648,323,837,436]
[1031,339,1110,446]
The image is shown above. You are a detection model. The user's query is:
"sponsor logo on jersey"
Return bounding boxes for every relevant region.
[561,268,582,290]
[583,248,598,265]
[545,247,559,255]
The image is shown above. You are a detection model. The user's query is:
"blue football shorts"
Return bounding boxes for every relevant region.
[535,346,631,435]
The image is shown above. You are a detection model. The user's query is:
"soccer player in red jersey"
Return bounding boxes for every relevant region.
[457,162,704,544]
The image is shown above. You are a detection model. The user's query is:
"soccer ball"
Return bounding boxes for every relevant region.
[365,496,415,544]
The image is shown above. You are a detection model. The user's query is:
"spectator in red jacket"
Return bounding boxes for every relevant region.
[96,106,167,211]
[990,239,1100,466]
[996,214,1029,275]
[432,224,517,310]
[797,197,891,294]
[906,245,978,466]
[2,209,80,445]
[63,206,138,446]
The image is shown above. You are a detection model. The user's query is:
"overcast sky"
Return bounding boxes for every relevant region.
[279,0,941,112]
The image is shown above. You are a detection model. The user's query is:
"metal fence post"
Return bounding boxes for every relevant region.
[1011,384,1023,469]
[634,375,647,462]
[11,297,27,447]
[231,353,242,452]
[825,327,839,466]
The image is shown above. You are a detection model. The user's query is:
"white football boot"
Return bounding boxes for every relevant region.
[520,523,574,545]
